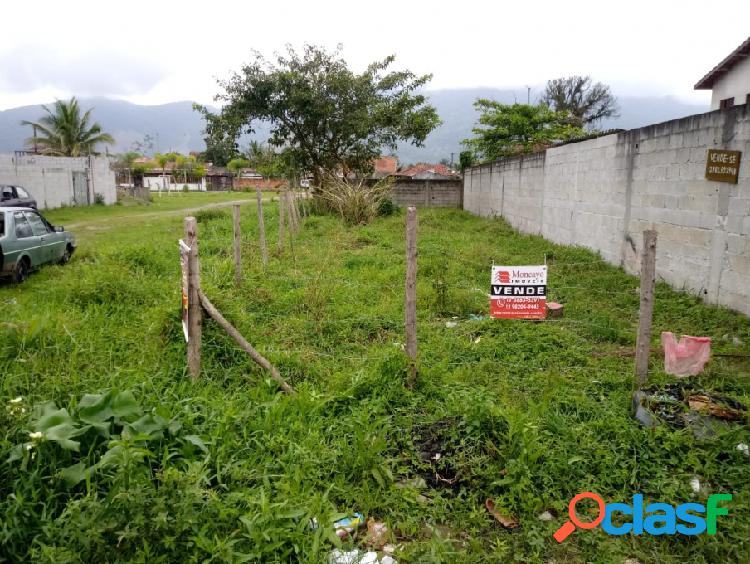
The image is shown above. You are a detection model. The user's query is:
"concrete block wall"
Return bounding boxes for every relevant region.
[0,154,116,209]
[463,104,750,316]
[391,179,462,208]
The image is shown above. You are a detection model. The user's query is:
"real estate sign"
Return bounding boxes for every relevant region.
[705,149,741,184]
[179,239,191,342]
[490,265,547,319]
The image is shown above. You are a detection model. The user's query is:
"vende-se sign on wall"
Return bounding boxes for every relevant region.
[706,149,742,184]
[490,265,547,319]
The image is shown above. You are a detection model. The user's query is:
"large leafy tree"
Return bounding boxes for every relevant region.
[22,97,114,156]
[463,100,584,162]
[541,76,618,128]
[196,45,440,184]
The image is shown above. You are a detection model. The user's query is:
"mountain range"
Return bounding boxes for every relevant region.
[0,90,707,164]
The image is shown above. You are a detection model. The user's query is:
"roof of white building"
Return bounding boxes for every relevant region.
[695,36,750,90]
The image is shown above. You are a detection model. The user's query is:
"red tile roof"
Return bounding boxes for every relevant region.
[397,163,457,177]
[373,156,398,175]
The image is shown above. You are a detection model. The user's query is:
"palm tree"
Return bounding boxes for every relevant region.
[22,97,114,156]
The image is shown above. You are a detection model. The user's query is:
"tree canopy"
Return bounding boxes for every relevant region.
[540,75,618,128]
[463,100,584,162]
[196,45,440,183]
[22,97,114,157]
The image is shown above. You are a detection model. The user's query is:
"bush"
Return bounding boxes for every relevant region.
[316,175,393,225]
[376,197,397,216]
[94,193,105,205]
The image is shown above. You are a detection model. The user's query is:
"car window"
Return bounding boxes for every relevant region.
[0,213,4,237]
[1,187,13,200]
[14,212,34,238]
[16,187,30,198]
[39,214,55,233]
[24,211,49,236]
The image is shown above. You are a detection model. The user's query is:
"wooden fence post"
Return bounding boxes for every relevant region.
[635,230,657,387]
[291,189,301,229]
[405,206,418,388]
[233,204,241,285]
[256,188,268,267]
[277,191,286,253]
[185,217,202,379]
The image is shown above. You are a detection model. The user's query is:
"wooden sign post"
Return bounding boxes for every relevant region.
[184,216,202,379]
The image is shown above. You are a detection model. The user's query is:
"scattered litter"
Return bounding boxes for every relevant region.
[468,314,486,321]
[635,383,745,438]
[396,477,427,489]
[624,559,642,564]
[546,302,564,318]
[632,391,658,428]
[690,476,701,493]
[485,498,519,529]
[736,443,749,456]
[328,549,378,564]
[382,544,395,555]
[538,511,554,522]
[687,395,743,421]
[365,519,389,550]
[445,321,458,328]
[721,334,744,346]
[473,336,481,344]
[661,332,711,377]
[334,513,366,538]
[328,550,395,564]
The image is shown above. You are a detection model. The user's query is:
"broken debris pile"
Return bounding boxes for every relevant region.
[633,382,746,438]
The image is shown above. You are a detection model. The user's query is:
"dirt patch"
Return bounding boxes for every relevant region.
[411,417,463,490]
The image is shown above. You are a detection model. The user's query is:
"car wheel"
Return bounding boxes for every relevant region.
[59,246,72,265]
[13,258,29,284]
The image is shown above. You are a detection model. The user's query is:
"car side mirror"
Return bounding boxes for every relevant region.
[55,226,64,232]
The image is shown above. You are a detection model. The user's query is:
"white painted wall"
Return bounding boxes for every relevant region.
[0,154,116,209]
[710,56,750,110]
[144,176,205,191]
[464,105,750,316]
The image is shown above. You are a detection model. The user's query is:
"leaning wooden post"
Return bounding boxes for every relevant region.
[233,204,241,285]
[405,206,418,388]
[256,188,268,267]
[185,217,202,379]
[199,290,296,394]
[277,191,286,253]
[635,230,657,388]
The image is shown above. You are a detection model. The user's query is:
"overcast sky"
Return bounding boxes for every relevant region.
[1,0,748,111]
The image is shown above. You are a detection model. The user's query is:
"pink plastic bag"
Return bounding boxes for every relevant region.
[661,332,711,377]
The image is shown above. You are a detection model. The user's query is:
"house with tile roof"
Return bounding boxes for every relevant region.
[695,36,750,110]
[396,163,459,180]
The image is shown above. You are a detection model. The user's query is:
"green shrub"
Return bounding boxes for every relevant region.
[316,176,393,225]
[377,197,397,216]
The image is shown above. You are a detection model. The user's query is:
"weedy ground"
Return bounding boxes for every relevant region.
[1,193,748,563]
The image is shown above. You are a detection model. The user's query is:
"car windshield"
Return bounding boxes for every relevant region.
[16,187,29,198]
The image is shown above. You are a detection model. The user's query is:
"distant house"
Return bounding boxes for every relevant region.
[204,166,234,191]
[372,156,398,178]
[695,36,750,110]
[396,163,459,180]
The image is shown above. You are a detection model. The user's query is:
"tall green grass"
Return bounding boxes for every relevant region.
[1,197,748,562]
